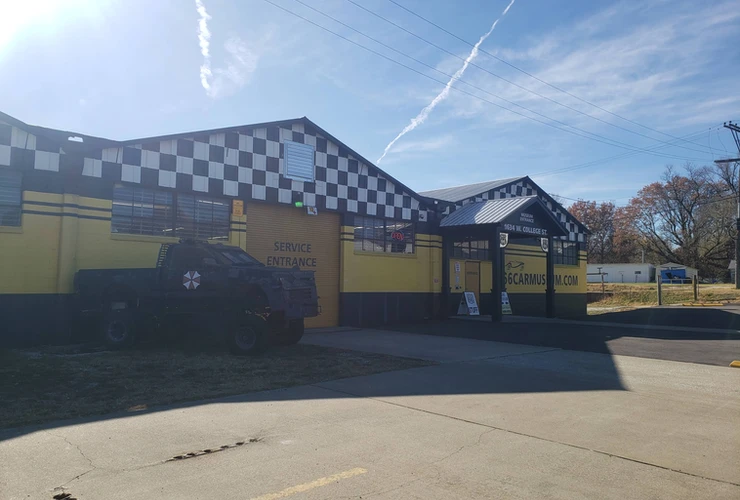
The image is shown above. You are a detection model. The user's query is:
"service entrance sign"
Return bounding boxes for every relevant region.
[457,292,480,316]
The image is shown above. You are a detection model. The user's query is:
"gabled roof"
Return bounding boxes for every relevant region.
[0,111,425,203]
[440,196,536,226]
[0,111,118,152]
[419,177,524,202]
[420,175,589,236]
[439,196,568,237]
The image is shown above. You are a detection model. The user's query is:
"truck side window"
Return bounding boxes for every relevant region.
[169,246,216,270]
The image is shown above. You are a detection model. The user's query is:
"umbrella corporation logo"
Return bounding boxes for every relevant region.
[505,260,580,287]
[183,271,201,290]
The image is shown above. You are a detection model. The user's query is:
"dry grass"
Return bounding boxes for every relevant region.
[588,282,740,306]
[0,343,432,429]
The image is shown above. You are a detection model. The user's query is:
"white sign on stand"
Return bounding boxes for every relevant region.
[457,292,480,316]
[502,292,513,315]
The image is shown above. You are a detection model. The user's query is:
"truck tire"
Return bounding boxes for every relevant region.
[102,309,137,349]
[275,319,305,346]
[227,314,268,355]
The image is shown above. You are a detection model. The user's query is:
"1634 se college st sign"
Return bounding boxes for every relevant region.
[501,210,551,237]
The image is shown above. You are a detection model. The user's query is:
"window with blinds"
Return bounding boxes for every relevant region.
[112,185,174,237]
[111,185,230,240]
[176,194,230,241]
[0,169,22,227]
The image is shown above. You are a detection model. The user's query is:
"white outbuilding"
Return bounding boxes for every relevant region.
[587,263,656,283]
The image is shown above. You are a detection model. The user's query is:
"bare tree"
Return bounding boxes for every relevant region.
[569,200,616,263]
[626,164,725,275]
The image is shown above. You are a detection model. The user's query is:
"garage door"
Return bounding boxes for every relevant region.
[244,202,339,328]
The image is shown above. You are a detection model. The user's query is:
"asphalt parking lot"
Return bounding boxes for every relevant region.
[386,310,740,366]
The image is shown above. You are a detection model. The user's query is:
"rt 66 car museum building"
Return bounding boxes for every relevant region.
[0,111,588,346]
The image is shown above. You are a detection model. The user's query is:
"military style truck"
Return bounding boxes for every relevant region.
[74,240,320,355]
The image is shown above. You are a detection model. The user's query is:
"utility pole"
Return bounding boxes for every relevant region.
[715,122,740,289]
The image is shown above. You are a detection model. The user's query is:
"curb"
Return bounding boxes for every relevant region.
[731,360,740,368]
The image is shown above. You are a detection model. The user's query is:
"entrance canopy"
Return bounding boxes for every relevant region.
[439,196,567,237]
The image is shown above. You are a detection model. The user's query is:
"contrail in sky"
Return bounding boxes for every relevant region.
[195,0,213,94]
[377,0,517,164]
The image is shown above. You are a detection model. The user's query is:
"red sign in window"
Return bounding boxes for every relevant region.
[390,231,405,241]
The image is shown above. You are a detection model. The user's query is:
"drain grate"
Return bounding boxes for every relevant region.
[168,438,261,462]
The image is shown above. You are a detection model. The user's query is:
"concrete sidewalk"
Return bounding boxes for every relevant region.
[302,328,557,362]
[2,330,739,499]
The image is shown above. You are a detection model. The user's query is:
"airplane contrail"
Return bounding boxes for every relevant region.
[377,0,517,164]
[195,0,213,94]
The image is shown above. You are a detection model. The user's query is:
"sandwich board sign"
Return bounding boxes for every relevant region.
[502,292,513,315]
[457,292,480,316]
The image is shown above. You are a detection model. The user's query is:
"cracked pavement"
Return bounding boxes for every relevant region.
[2,330,739,499]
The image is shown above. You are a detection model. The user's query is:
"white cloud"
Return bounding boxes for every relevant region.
[440,0,740,137]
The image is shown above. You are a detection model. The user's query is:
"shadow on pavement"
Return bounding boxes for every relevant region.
[0,326,627,442]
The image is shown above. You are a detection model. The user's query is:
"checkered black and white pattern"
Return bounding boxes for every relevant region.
[0,120,428,222]
[456,178,586,243]
[0,124,62,173]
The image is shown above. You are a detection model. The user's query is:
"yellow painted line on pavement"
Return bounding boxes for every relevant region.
[730,360,740,368]
[249,467,368,500]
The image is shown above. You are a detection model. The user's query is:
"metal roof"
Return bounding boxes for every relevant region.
[440,196,538,227]
[418,177,525,202]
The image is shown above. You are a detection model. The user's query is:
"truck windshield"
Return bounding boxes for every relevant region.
[215,249,262,266]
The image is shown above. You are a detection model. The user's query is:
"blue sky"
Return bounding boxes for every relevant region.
[2,0,739,204]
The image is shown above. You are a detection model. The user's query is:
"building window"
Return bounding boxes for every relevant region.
[176,194,230,241]
[112,185,175,236]
[284,141,315,182]
[353,216,414,254]
[452,240,489,260]
[0,169,21,227]
[553,240,578,265]
[112,185,229,240]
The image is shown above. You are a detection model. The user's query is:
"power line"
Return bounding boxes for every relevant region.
[568,194,740,229]
[294,0,707,162]
[265,0,710,163]
[384,0,719,153]
[716,128,730,153]
[341,0,714,156]
[530,127,717,178]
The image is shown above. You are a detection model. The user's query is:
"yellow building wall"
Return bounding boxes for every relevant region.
[340,227,441,293]
[0,191,62,294]
[504,243,586,294]
[0,191,249,295]
[448,244,586,295]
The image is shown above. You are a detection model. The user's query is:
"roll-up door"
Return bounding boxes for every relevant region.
[244,203,339,328]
